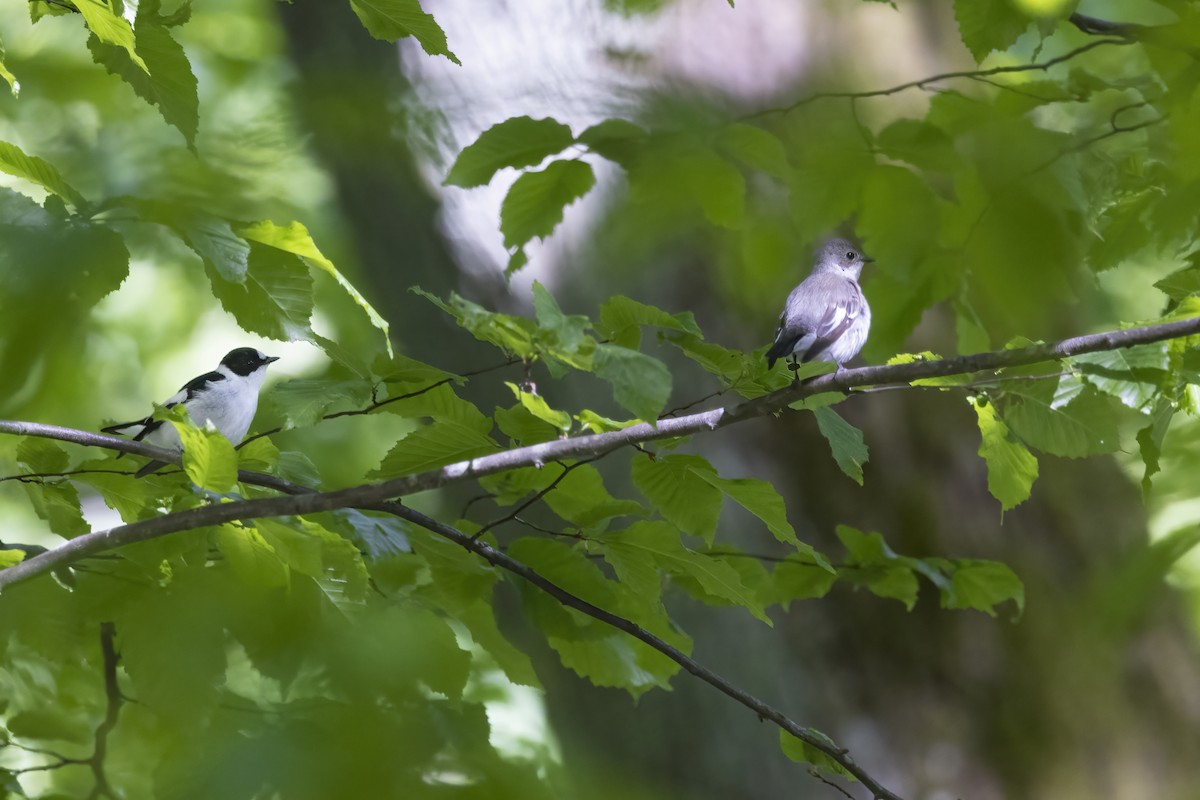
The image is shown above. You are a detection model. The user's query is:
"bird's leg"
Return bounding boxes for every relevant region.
[788,355,801,385]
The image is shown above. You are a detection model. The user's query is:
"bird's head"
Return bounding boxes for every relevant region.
[220,347,280,377]
[813,237,874,279]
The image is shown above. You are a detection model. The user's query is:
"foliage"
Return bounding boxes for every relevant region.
[2,0,1200,798]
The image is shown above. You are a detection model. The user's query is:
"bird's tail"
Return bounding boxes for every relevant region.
[765,336,798,370]
[134,460,167,478]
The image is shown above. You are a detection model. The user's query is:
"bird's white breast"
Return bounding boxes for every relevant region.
[143,367,267,450]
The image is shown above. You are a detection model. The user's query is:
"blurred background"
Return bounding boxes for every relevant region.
[2,0,1199,798]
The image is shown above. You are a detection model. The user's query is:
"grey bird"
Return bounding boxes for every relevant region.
[102,347,279,476]
[766,238,873,373]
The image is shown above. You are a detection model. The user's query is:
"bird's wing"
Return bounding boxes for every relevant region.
[100,371,224,440]
[771,275,865,363]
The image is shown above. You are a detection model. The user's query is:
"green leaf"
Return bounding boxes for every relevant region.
[78,466,159,522]
[348,0,460,63]
[217,524,290,588]
[0,141,87,209]
[691,472,805,551]
[173,419,239,493]
[972,397,1038,510]
[15,439,89,538]
[1072,345,1169,412]
[239,220,392,354]
[412,287,537,358]
[494,403,560,445]
[370,422,500,479]
[445,116,574,187]
[787,106,875,240]
[505,382,571,433]
[532,281,591,356]
[181,216,250,284]
[76,0,149,73]
[542,464,646,528]
[876,119,961,173]
[592,343,672,421]
[87,12,198,147]
[0,549,26,569]
[716,123,789,178]
[500,159,596,252]
[379,382,492,433]
[767,554,839,608]
[779,728,856,780]
[813,407,869,485]
[1154,266,1200,300]
[943,560,1025,617]
[631,454,722,543]
[0,35,19,96]
[836,526,920,609]
[1001,383,1120,458]
[270,379,374,430]
[327,508,413,557]
[954,0,1030,61]
[1136,401,1173,493]
[605,521,770,624]
[206,240,313,341]
[576,118,646,165]
[596,295,701,349]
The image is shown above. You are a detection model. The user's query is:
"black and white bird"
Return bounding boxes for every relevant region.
[102,347,279,476]
[766,238,873,373]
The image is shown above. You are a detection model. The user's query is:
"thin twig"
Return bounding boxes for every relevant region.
[85,622,121,800]
[473,457,597,539]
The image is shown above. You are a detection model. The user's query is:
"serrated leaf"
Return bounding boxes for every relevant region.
[690,471,803,550]
[15,439,89,538]
[597,295,701,349]
[954,0,1030,61]
[605,521,770,624]
[767,554,839,608]
[239,220,392,354]
[1001,384,1120,458]
[542,463,646,528]
[836,526,919,609]
[328,508,413,556]
[813,407,869,485]
[270,378,374,429]
[500,159,596,251]
[412,287,537,358]
[173,420,239,493]
[206,240,313,341]
[217,524,289,588]
[348,0,460,63]
[87,14,198,147]
[0,141,86,208]
[370,422,500,479]
[532,281,591,356]
[380,382,492,433]
[505,382,571,432]
[1072,345,1169,412]
[445,116,574,188]
[182,216,249,283]
[943,560,1024,617]
[631,454,722,543]
[593,343,671,421]
[76,0,149,72]
[972,397,1038,510]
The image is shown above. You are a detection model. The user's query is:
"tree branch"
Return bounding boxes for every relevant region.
[86,622,121,800]
[3,313,1199,592]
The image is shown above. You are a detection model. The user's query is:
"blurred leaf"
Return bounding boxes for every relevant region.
[767,554,838,608]
[813,407,869,486]
[370,422,500,479]
[542,464,646,528]
[348,0,460,63]
[87,8,198,147]
[181,215,250,283]
[1136,400,1174,492]
[973,397,1038,510]
[532,281,591,356]
[77,0,149,72]
[716,123,789,178]
[1155,264,1200,300]
[787,106,874,240]
[445,116,574,187]
[328,508,413,556]
[239,220,392,354]
[954,0,1030,61]
[0,35,17,96]
[593,343,671,421]
[0,142,86,209]
[876,119,961,173]
[217,524,290,588]
[836,526,919,609]
[270,379,374,429]
[0,549,26,569]
[577,118,646,165]
[779,728,856,781]
[500,159,595,267]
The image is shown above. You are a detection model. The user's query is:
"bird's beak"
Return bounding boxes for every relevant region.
[265,356,281,364]
[862,255,876,263]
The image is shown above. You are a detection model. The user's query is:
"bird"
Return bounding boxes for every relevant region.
[766,237,873,375]
[102,347,279,477]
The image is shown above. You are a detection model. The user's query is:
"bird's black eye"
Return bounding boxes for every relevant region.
[846,250,856,260]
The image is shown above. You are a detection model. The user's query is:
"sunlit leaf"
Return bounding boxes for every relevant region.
[348,0,460,63]
[445,116,574,187]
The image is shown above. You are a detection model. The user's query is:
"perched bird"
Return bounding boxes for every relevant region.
[766,238,873,373]
[102,347,279,476]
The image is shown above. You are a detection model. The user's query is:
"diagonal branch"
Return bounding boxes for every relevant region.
[3,313,1200,592]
